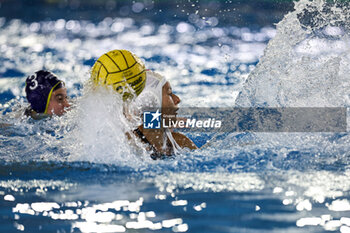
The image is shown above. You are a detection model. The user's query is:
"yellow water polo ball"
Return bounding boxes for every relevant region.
[91,49,146,100]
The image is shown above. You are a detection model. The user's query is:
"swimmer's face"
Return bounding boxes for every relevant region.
[162,82,180,117]
[46,87,70,116]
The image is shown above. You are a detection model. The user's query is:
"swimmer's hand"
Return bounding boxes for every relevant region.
[172,132,197,150]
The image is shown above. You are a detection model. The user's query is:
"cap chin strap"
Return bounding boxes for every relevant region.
[44,81,62,114]
[135,71,183,155]
[164,129,182,154]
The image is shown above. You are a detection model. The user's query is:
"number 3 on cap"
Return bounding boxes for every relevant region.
[28,74,38,90]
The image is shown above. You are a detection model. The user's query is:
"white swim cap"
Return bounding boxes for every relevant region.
[130,70,182,154]
[133,70,167,112]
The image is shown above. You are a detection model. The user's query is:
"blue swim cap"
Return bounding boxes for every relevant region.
[25,70,64,114]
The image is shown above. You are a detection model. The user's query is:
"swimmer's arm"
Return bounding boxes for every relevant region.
[172,132,198,150]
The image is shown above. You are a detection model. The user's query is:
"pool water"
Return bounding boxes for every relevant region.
[1,0,350,232]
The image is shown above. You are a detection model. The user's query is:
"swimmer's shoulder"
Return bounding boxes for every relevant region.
[0,122,12,128]
[24,107,49,120]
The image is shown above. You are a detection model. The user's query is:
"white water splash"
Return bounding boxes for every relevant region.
[50,85,153,166]
[236,0,350,107]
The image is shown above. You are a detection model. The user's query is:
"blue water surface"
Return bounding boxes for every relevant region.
[1,0,350,232]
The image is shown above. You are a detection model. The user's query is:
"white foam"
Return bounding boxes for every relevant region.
[53,86,153,166]
[236,0,350,108]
